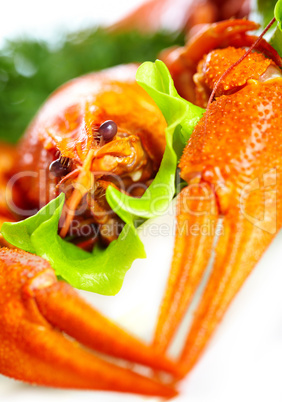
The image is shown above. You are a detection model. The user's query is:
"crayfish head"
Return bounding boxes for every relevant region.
[58,121,155,242]
[55,89,165,241]
[15,66,167,247]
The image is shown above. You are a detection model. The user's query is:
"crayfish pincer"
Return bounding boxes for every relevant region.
[153,19,282,375]
[0,247,178,395]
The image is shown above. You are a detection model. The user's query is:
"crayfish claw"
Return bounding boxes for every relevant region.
[153,183,219,353]
[179,205,274,374]
[0,248,178,396]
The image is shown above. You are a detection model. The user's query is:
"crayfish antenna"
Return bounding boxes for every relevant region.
[60,149,95,238]
[204,17,277,132]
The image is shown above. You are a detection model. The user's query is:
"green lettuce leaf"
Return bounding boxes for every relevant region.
[269,0,282,56]
[251,0,282,56]
[1,193,145,295]
[251,0,277,30]
[106,60,204,227]
[275,0,282,29]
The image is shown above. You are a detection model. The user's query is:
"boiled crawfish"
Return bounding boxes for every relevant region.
[0,9,281,400]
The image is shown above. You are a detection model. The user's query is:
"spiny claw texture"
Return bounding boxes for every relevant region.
[160,19,282,104]
[0,248,178,397]
[154,19,282,376]
[178,77,282,375]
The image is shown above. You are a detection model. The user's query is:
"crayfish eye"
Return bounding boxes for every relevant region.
[98,120,117,141]
[49,157,71,177]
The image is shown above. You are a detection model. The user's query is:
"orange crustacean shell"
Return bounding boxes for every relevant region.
[153,19,282,380]
[1,0,282,394]
[16,64,166,211]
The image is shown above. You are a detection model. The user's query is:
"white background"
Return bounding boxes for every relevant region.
[0,0,145,46]
[1,1,282,401]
